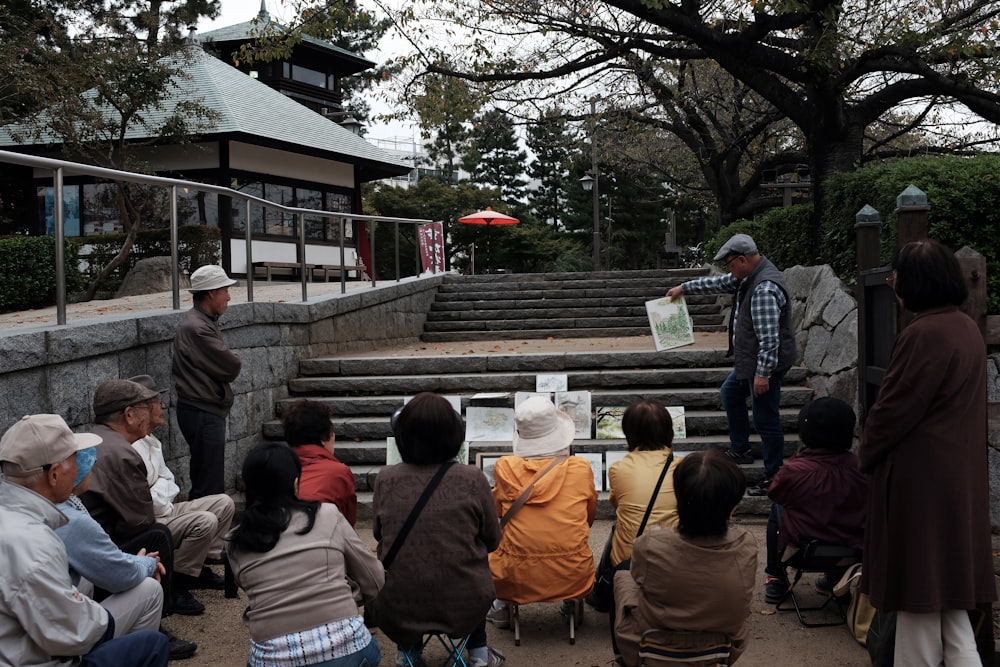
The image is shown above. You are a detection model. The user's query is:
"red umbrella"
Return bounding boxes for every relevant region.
[458,207,519,274]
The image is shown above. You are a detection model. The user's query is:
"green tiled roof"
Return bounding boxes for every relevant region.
[199,19,374,69]
[0,45,409,179]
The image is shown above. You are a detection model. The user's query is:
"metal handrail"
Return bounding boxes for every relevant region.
[0,148,440,324]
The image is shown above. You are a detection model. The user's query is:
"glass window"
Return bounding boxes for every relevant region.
[291,64,327,88]
[231,181,264,235]
[264,183,295,236]
[177,186,218,227]
[82,183,123,235]
[37,185,81,236]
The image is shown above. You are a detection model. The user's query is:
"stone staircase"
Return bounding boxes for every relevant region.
[262,269,810,521]
[421,269,726,342]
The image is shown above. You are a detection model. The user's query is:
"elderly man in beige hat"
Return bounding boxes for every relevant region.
[171,265,242,500]
[0,414,170,666]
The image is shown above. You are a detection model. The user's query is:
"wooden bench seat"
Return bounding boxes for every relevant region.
[252,261,367,282]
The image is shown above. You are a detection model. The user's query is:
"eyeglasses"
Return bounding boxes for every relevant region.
[129,399,164,411]
[885,274,895,289]
[724,254,744,269]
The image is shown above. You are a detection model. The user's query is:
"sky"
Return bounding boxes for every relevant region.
[196,0,419,145]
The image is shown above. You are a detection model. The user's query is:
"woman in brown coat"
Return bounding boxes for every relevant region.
[372,393,504,667]
[860,239,996,665]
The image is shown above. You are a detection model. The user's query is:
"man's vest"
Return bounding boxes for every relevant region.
[730,256,796,380]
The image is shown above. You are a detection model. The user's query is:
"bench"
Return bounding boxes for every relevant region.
[252,261,314,282]
[312,263,368,281]
[252,261,368,282]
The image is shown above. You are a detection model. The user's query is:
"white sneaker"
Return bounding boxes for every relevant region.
[469,646,505,667]
[486,600,510,630]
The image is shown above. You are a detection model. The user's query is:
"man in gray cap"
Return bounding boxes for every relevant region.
[667,233,796,496]
[171,265,242,499]
[0,414,170,666]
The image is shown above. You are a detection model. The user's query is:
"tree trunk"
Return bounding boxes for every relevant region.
[807,123,865,262]
[83,184,141,301]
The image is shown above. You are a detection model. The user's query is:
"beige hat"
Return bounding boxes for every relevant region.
[0,414,102,476]
[188,265,237,293]
[513,396,576,459]
[93,379,160,417]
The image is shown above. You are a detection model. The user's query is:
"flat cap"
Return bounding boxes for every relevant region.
[713,233,759,262]
[93,379,159,417]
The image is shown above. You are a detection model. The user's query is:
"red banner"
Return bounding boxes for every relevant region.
[418,222,445,273]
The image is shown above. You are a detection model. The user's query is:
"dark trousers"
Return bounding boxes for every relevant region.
[117,523,176,616]
[81,622,169,667]
[177,404,227,499]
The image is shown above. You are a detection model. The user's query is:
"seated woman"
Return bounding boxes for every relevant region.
[372,393,504,667]
[488,396,597,626]
[608,398,681,566]
[282,399,357,525]
[614,449,757,667]
[227,442,383,667]
[764,397,868,602]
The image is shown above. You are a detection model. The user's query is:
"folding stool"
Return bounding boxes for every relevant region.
[776,539,862,627]
[400,633,472,667]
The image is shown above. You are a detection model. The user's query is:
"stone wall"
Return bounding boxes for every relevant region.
[0,274,444,495]
[784,264,859,410]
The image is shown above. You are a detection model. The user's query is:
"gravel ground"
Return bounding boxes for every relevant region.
[164,518,872,667]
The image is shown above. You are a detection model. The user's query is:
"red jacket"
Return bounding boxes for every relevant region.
[294,444,357,526]
[767,447,867,552]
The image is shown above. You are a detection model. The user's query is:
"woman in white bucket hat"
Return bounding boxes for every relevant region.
[487,396,597,633]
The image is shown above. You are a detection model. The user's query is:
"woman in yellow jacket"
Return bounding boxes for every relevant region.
[487,396,597,627]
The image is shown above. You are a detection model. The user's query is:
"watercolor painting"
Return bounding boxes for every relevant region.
[555,390,593,438]
[595,406,627,439]
[645,296,695,351]
[465,406,515,441]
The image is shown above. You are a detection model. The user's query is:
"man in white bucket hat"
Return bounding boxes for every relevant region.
[171,266,241,499]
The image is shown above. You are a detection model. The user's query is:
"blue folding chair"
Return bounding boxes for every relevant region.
[400,633,472,667]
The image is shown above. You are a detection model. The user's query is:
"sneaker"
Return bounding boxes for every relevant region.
[172,589,205,616]
[395,650,428,667]
[814,574,834,596]
[469,646,505,667]
[746,478,771,496]
[486,600,510,630]
[160,629,197,660]
[723,447,754,465]
[764,576,788,604]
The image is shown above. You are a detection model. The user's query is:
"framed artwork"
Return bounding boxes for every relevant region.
[667,406,687,440]
[604,449,628,490]
[645,296,695,351]
[595,406,627,439]
[575,452,604,491]
[555,390,592,438]
[476,452,506,487]
[536,374,568,392]
[465,406,515,441]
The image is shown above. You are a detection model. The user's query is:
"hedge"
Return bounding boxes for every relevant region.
[0,236,84,311]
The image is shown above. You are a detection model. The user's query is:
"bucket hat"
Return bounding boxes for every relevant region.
[188,265,237,293]
[513,396,575,458]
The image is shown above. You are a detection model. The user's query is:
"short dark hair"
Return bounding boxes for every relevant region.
[674,449,745,538]
[622,399,674,452]
[228,442,319,554]
[892,239,968,312]
[282,399,333,448]
[393,392,464,464]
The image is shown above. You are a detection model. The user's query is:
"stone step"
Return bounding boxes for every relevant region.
[422,315,658,332]
[283,435,803,471]
[275,385,815,416]
[299,347,737,377]
[437,268,709,287]
[427,305,652,321]
[419,326,729,342]
[288,367,806,395]
[266,407,805,442]
[429,296,721,311]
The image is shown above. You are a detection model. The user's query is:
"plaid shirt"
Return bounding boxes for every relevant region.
[681,273,787,377]
[248,615,372,667]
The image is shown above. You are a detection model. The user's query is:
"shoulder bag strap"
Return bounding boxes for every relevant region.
[636,452,674,538]
[381,461,456,570]
[499,455,568,531]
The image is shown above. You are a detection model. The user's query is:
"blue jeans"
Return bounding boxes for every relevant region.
[81,628,169,667]
[309,639,381,667]
[765,503,784,578]
[720,368,786,478]
[177,404,227,499]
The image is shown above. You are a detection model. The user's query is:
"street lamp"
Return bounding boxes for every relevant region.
[580,96,602,271]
